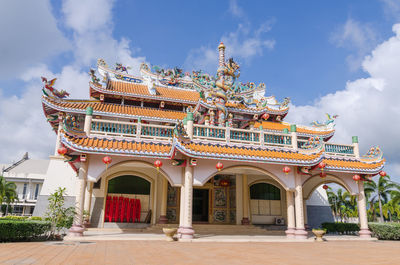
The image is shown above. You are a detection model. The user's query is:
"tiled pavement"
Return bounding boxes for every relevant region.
[0,240,399,265]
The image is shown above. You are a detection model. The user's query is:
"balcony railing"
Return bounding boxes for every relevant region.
[89,118,355,157]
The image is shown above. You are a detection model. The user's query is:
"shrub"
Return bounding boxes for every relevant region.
[0,216,29,221]
[0,220,51,242]
[369,223,400,240]
[321,222,360,235]
[30,216,43,221]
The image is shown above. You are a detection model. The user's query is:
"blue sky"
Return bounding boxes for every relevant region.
[1,0,400,182]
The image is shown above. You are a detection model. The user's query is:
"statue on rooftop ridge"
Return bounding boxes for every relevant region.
[41,77,70,99]
[311,113,338,128]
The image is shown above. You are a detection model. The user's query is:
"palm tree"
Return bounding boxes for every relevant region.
[364,175,399,222]
[327,187,357,222]
[0,176,18,215]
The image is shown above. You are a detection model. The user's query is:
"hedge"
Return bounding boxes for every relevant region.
[321,222,359,235]
[369,223,400,240]
[0,220,51,242]
[0,216,43,221]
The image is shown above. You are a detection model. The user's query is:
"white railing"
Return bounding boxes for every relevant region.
[90,118,355,157]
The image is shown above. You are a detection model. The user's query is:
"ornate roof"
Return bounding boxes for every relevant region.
[90,81,200,104]
[42,96,186,122]
[255,121,335,138]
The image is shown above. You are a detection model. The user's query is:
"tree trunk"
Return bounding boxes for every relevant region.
[5,204,9,215]
[378,193,384,223]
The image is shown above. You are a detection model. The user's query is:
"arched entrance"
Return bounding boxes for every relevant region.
[249,182,283,224]
[104,175,152,224]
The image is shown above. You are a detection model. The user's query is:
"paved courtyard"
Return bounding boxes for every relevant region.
[0,240,399,265]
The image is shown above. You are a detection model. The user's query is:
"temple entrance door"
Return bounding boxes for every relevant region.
[193,189,209,222]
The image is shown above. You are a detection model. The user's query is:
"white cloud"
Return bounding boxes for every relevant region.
[0,0,146,164]
[331,19,378,71]
[185,22,275,72]
[287,24,400,181]
[229,0,244,18]
[0,0,70,79]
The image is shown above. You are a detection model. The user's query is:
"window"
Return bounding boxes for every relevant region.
[34,184,40,200]
[250,183,282,216]
[250,183,281,200]
[108,175,150,195]
[22,183,27,199]
[13,206,23,215]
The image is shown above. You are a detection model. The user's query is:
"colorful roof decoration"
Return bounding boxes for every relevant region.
[41,42,385,176]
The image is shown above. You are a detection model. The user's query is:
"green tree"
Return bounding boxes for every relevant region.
[45,187,75,237]
[0,175,18,214]
[327,187,357,222]
[364,175,399,223]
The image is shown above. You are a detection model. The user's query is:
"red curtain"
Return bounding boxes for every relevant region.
[104,196,141,223]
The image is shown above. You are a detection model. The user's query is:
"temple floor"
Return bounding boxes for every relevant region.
[1,240,398,264]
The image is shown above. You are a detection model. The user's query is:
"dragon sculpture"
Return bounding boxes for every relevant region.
[41,77,70,99]
[311,114,338,128]
[115,63,131,74]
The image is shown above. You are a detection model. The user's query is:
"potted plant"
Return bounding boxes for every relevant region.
[83,210,91,229]
[312,227,327,242]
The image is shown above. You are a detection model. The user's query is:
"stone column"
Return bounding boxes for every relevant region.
[352,136,360,159]
[84,182,93,224]
[186,112,194,140]
[158,177,169,224]
[290,124,298,151]
[241,174,250,225]
[180,163,195,239]
[285,190,296,238]
[84,106,93,136]
[178,180,185,237]
[69,160,88,236]
[294,172,307,239]
[358,181,372,238]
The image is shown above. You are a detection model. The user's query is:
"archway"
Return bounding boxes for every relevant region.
[303,174,357,228]
[104,175,152,225]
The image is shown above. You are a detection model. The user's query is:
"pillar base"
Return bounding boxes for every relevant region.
[295,228,308,239]
[285,227,296,238]
[241,217,250,225]
[179,226,195,239]
[359,228,372,238]
[68,224,85,237]
[158,215,168,224]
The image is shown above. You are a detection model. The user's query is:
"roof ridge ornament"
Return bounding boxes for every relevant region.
[311,113,338,128]
[41,77,70,99]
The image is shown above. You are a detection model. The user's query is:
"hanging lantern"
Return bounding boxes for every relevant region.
[379,171,387,178]
[320,172,327,178]
[102,156,112,169]
[261,113,270,120]
[318,161,326,171]
[322,184,329,190]
[353,174,361,182]
[154,160,163,172]
[216,162,224,171]
[282,166,291,175]
[57,146,67,156]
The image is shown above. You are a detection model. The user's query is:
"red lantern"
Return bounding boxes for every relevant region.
[379,171,386,178]
[103,156,112,166]
[283,166,291,175]
[353,174,361,182]
[323,184,329,190]
[318,161,326,171]
[261,113,270,120]
[57,146,67,155]
[216,162,224,171]
[320,172,327,178]
[154,160,163,171]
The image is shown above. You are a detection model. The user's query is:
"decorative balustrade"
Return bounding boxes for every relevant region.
[91,119,137,138]
[90,119,356,157]
[325,143,354,156]
[140,124,174,140]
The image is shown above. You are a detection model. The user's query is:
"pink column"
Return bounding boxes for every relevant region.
[294,172,308,239]
[358,181,372,238]
[285,190,296,238]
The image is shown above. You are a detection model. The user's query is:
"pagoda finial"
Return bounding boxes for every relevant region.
[218,42,226,67]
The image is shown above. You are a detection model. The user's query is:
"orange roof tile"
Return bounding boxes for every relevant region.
[255,121,334,136]
[107,81,200,102]
[178,142,321,162]
[324,158,385,170]
[43,97,186,121]
[62,133,172,156]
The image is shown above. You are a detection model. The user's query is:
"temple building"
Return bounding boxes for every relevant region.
[38,43,385,239]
